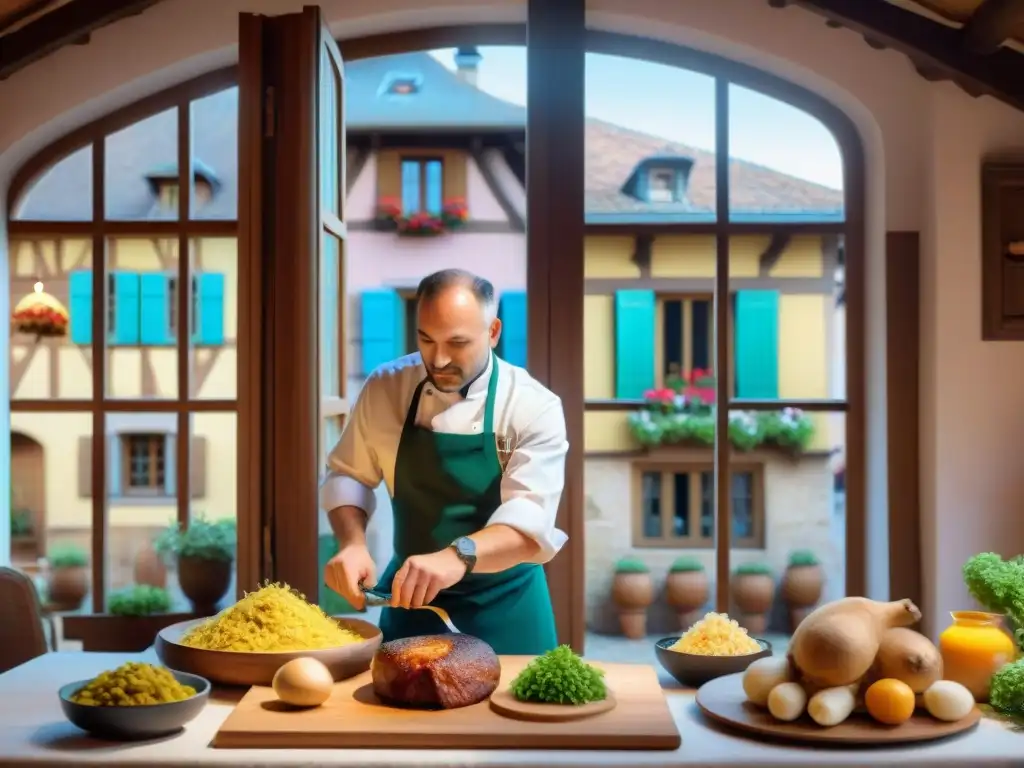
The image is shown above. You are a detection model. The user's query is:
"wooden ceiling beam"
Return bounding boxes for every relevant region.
[787,0,1024,111]
[0,0,164,80]
[962,0,1024,55]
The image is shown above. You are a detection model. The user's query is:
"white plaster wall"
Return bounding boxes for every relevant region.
[0,0,1021,636]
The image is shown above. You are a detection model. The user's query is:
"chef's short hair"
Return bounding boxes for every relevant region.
[416,269,496,315]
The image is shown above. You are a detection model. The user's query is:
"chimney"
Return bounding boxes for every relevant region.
[454,46,482,87]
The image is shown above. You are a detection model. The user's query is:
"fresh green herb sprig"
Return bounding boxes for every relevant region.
[510,645,607,705]
[990,659,1024,715]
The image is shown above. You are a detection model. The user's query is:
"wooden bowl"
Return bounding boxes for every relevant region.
[154,616,382,687]
[655,636,772,688]
[59,670,210,741]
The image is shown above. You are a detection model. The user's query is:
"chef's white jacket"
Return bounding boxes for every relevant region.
[319,352,569,564]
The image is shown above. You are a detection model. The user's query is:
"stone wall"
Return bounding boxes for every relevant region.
[583,451,841,636]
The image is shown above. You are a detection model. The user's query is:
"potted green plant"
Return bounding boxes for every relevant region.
[731,562,774,635]
[664,556,709,631]
[10,507,37,562]
[610,556,654,639]
[46,543,89,610]
[155,515,235,614]
[782,549,824,630]
[61,584,196,652]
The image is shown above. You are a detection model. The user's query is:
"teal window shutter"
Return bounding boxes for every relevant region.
[194,272,225,346]
[68,270,92,345]
[734,290,780,399]
[615,290,656,399]
[110,272,140,345]
[361,289,404,374]
[497,290,527,368]
[139,273,173,345]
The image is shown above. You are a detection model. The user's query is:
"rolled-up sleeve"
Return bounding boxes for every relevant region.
[319,379,383,517]
[487,397,569,564]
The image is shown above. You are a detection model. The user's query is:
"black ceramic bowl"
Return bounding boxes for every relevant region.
[655,636,772,688]
[58,670,211,741]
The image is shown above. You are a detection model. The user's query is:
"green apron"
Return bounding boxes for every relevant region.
[376,354,558,655]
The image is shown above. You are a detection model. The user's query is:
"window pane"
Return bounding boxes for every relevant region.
[700,471,713,539]
[104,107,178,222]
[10,238,94,400]
[190,87,238,220]
[729,413,847,643]
[185,412,238,612]
[320,48,340,216]
[105,237,179,400]
[189,237,236,399]
[691,299,710,371]
[727,83,843,222]
[672,472,690,537]
[320,234,342,399]
[11,144,93,221]
[425,160,443,215]
[401,160,420,215]
[11,412,94,627]
[641,471,661,538]
[662,299,683,383]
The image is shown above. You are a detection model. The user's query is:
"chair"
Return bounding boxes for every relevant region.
[0,566,54,674]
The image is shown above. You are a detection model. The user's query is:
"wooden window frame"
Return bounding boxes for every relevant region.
[632,461,765,549]
[399,155,444,214]
[167,273,199,341]
[121,433,167,497]
[4,19,876,647]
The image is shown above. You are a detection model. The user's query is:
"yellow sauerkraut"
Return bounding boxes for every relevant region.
[180,581,364,652]
[667,611,761,656]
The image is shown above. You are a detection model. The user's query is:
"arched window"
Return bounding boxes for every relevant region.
[6,25,864,651]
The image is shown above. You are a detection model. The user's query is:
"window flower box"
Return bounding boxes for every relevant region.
[374,196,469,236]
[626,369,816,452]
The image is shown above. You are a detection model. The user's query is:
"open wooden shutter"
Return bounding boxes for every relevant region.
[497,290,527,368]
[68,270,93,345]
[140,273,173,345]
[734,290,780,399]
[360,289,403,374]
[110,272,140,345]
[614,289,656,399]
[195,272,226,346]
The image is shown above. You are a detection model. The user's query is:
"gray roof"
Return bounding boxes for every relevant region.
[346,52,526,130]
[14,52,843,221]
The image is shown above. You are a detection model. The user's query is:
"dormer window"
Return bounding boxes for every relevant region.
[381,73,422,96]
[157,181,179,212]
[144,160,220,214]
[648,168,679,202]
[620,154,695,205]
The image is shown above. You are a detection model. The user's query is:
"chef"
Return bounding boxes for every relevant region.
[321,268,568,655]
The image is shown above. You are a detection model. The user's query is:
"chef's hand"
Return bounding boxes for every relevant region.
[391,548,466,609]
[325,543,376,611]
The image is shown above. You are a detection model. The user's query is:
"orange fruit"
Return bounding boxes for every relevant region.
[864,678,916,725]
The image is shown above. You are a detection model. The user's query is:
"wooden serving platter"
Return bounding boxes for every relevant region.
[213,656,680,750]
[696,673,982,745]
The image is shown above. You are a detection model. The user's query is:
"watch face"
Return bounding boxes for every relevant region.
[455,537,475,557]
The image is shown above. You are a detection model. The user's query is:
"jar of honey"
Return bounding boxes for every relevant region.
[938,610,1017,702]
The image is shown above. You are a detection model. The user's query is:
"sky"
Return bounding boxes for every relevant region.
[430,47,844,191]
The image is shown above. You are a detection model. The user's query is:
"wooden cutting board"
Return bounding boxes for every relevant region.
[213,655,681,750]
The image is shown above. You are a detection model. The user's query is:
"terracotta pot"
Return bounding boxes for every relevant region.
[666,570,709,612]
[133,546,168,589]
[618,610,648,640]
[62,612,201,652]
[177,556,232,613]
[782,564,823,608]
[732,573,774,615]
[611,571,654,639]
[789,605,815,632]
[48,565,88,610]
[741,613,769,635]
[611,572,654,610]
[11,534,39,564]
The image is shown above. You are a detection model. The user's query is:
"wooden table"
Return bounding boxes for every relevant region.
[1,651,1020,767]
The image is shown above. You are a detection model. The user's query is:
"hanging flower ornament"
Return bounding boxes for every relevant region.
[12,280,69,339]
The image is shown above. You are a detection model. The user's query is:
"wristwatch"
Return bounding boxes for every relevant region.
[450,536,477,575]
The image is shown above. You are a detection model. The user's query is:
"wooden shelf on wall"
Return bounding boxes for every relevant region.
[981,161,1024,340]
